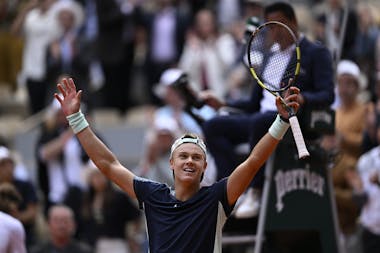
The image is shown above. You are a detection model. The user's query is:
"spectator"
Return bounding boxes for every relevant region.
[30,204,92,253]
[81,162,142,253]
[335,60,369,166]
[11,0,60,114]
[95,0,141,114]
[357,122,380,253]
[362,72,380,153]
[140,0,190,105]
[179,8,235,100]
[0,145,39,249]
[35,97,90,230]
[322,59,371,252]
[0,0,23,91]
[313,0,358,62]
[46,0,93,107]
[0,182,27,253]
[353,2,379,97]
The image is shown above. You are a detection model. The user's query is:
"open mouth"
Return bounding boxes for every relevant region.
[183,168,195,173]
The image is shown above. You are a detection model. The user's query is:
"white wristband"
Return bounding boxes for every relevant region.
[66,111,89,134]
[268,115,290,140]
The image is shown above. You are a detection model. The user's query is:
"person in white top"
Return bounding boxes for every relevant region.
[179,8,236,100]
[357,123,380,253]
[11,0,60,114]
[0,182,27,253]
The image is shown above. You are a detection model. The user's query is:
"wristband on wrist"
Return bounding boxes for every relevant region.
[268,114,290,140]
[66,111,89,134]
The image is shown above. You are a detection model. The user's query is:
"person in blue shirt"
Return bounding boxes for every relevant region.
[53,77,300,252]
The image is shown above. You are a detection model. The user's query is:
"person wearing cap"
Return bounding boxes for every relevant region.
[335,59,368,164]
[46,0,92,107]
[0,146,39,249]
[54,76,299,252]
[0,182,27,253]
[321,59,369,253]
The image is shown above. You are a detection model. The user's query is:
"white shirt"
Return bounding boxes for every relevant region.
[357,146,380,235]
[260,43,294,113]
[21,7,59,81]
[45,137,87,203]
[0,211,26,253]
[179,33,235,99]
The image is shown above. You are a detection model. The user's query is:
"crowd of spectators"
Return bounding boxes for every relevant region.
[1,0,380,252]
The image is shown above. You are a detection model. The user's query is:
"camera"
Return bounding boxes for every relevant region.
[171,73,205,109]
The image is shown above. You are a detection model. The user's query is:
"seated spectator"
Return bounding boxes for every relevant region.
[0,146,39,249]
[335,59,369,166]
[319,59,369,253]
[0,182,27,253]
[81,162,142,253]
[30,204,92,253]
[36,97,90,229]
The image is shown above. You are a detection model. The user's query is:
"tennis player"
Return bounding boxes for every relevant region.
[55,78,300,252]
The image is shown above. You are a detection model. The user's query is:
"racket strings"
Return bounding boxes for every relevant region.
[248,23,298,92]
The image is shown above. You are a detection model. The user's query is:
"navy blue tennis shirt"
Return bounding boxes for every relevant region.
[134,176,235,252]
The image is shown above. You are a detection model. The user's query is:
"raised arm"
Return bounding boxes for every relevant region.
[226,87,300,205]
[54,78,136,198]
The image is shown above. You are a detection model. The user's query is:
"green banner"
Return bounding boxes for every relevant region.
[255,139,342,253]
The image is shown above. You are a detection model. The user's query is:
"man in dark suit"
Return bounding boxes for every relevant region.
[95,0,141,114]
[140,0,190,105]
[201,1,335,218]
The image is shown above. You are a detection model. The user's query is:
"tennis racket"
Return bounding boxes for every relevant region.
[246,20,310,159]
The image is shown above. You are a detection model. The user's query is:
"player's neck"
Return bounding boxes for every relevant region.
[173,182,201,202]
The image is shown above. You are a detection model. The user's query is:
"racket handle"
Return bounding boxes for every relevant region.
[288,116,310,159]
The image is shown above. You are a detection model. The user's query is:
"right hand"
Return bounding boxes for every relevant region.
[54,78,82,116]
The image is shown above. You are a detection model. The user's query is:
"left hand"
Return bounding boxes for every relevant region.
[276,86,300,120]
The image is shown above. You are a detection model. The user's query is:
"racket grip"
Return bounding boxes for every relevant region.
[288,116,310,159]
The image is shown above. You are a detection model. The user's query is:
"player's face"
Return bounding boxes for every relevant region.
[170,143,207,184]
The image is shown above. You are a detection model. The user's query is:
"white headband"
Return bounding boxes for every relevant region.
[170,136,207,158]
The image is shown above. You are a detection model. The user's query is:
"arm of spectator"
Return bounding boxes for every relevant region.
[199,90,226,110]
[39,129,73,161]
[16,203,38,226]
[10,0,39,36]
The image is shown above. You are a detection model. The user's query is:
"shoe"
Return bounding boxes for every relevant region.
[234,188,261,219]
